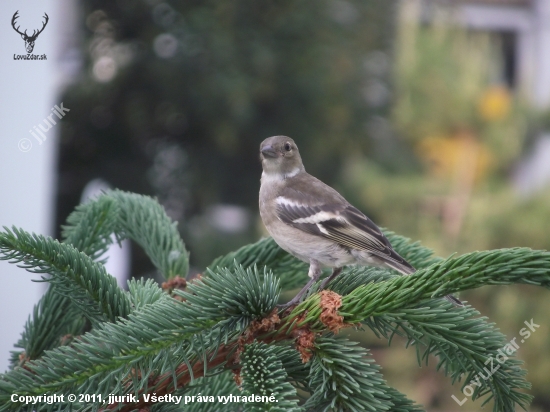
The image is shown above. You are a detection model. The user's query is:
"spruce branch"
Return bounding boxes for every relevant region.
[304,335,422,412]
[323,266,530,409]
[240,342,301,411]
[382,230,443,269]
[0,296,223,411]
[3,186,550,412]
[9,190,189,365]
[107,190,189,279]
[1,243,546,412]
[62,190,189,279]
[293,248,550,325]
[127,278,165,309]
[284,247,550,411]
[0,227,131,323]
[9,293,84,369]
[363,299,531,410]
[9,197,123,366]
[104,332,235,412]
[267,344,310,391]
[171,371,240,412]
[175,264,280,331]
[326,267,530,408]
[62,195,120,262]
[0,264,279,411]
[210,237,309,290]
[323,266,397,296]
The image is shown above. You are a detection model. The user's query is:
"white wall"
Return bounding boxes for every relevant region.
[532,0,550,108]
[0,0,61,372]
[0,0,131,373]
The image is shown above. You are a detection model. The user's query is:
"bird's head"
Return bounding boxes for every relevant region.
[260,136,304,178]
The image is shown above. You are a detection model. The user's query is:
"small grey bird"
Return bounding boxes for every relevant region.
[259,135,462,308]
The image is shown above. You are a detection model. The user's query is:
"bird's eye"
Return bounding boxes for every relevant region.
[284,142,292,151]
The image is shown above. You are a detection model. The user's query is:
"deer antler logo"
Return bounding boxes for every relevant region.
[11,11,49,54]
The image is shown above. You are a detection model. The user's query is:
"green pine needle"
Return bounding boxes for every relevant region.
[62,190,189,279]
[62,195,120,262]
[241,342,301,411]
[107,190,189,279]
[305,335,422,412]
[8,292,85,369]
[176,264,280,330]
[341,248,550,320]
[2,191,549,412]
[0,226,131,323]
[210,237,309,290]
[171,371,240,412]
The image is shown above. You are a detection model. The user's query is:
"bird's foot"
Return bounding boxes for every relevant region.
[318,267,343,290]
[277,275,318,312]
[276,299,300,314]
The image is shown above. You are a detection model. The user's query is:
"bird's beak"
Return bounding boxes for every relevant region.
[261,145,278,158]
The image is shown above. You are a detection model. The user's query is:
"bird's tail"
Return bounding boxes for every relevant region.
[444,294,464,306]
[385,260,464,307]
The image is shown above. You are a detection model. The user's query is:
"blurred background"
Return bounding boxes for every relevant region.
[1,0,550,409]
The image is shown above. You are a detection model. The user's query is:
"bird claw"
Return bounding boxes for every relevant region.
[276,302,299,316]
[276,296,302,312]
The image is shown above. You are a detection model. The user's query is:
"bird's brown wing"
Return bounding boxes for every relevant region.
[275,194,415,273]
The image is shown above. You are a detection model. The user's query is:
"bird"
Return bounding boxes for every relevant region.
[258,135,462,308]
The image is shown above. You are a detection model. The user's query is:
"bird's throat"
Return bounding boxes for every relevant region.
[261,167,301,183]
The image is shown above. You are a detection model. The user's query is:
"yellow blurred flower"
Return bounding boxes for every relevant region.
[478,86,511,121]
[416,132,492,182]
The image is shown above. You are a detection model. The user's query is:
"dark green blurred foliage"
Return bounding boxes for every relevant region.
[57,0,397,269]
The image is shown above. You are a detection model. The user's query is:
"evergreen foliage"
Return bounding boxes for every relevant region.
[304,335,421,412]
[0,227,131,323]
[172,371,240,412]
[1,191,549,411]
[240,342,301,411]
[62,190,189,279]
[209,237,309,290]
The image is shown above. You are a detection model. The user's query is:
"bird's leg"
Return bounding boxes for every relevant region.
[278,259,322,309]
[319,267,342,290]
